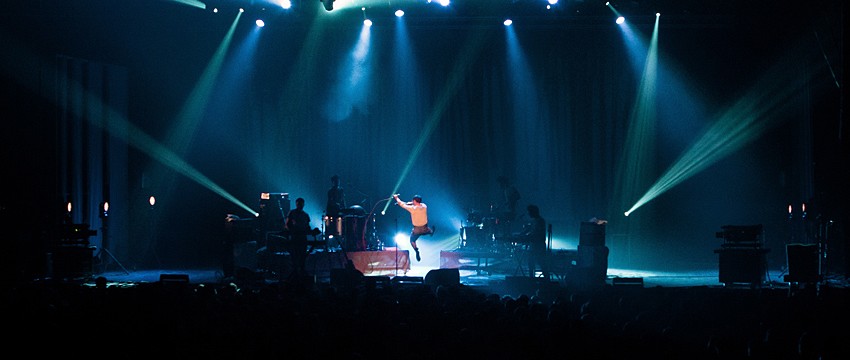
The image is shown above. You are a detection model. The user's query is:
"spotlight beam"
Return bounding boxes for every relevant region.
[151,10,242,183]
[382,28,492,215]
[0,13,256,216]
[624,51,829,216]
[168,0,206,10]
[616,9,659,216]
[140,10,257,214]
[606,2,623,18]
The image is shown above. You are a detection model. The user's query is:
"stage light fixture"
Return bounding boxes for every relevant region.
[321,0,334,11]
[100,201,109,218]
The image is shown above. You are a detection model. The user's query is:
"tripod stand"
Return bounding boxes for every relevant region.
[98,219,130,275]
[97,245,130,274]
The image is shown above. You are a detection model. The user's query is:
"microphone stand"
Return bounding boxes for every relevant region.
[395,217,399,276]
[364,197,393,274]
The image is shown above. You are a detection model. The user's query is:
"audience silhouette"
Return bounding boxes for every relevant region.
[3,276,848,359]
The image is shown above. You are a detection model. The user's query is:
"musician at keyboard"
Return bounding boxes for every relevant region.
[520,204,549,279]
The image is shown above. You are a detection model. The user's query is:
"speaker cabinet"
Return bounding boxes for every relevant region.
[580,222,606,246]
[577,245,609,269]
[571,245,609,288]
[331,268,364,289]
[785,244,819,283]
[52,246,93,279]
[425,268,460,287]
[716,248,768,285]
[233,241,259,270]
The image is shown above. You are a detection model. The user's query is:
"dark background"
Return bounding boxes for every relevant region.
[2,0,846,280]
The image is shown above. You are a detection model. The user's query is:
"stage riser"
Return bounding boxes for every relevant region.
[243,250,410,277]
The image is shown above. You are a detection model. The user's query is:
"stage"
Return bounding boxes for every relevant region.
[80,257,847,293]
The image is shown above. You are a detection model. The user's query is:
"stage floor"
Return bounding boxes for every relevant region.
[84,265,848,291]
[49,248,847,292]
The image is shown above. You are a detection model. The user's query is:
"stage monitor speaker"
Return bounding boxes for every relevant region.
[425,268,460,288]
[331,268,364,289]
[785,244,819,283]
[612,277,644,287]
[160,273,189,283]
[363,275,391,289]
[160,274,190,289]
[580,222,606,246]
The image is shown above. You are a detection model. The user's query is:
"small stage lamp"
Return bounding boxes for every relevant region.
[100,201,109,218]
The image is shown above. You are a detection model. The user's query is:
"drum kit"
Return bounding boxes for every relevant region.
[323,205,381,252]
[460,209,520,253]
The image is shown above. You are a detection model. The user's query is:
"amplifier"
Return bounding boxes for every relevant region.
[579,222,606,246]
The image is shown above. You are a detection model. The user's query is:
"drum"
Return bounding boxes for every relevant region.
[343,215,367,251]
[481,217,498,233]
[345,205,367,217]
[466,210,484,226]
[324,216,343,236]
[462,226,491,250]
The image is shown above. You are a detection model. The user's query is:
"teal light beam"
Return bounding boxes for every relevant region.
[606,2,623,18]
[0,14,255,216]
[164,11,242,158]
[382,28,493,215]
[616,13,659,215]
[625,53,822,216]
[168,0,206,9]
[139,11,256,213]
